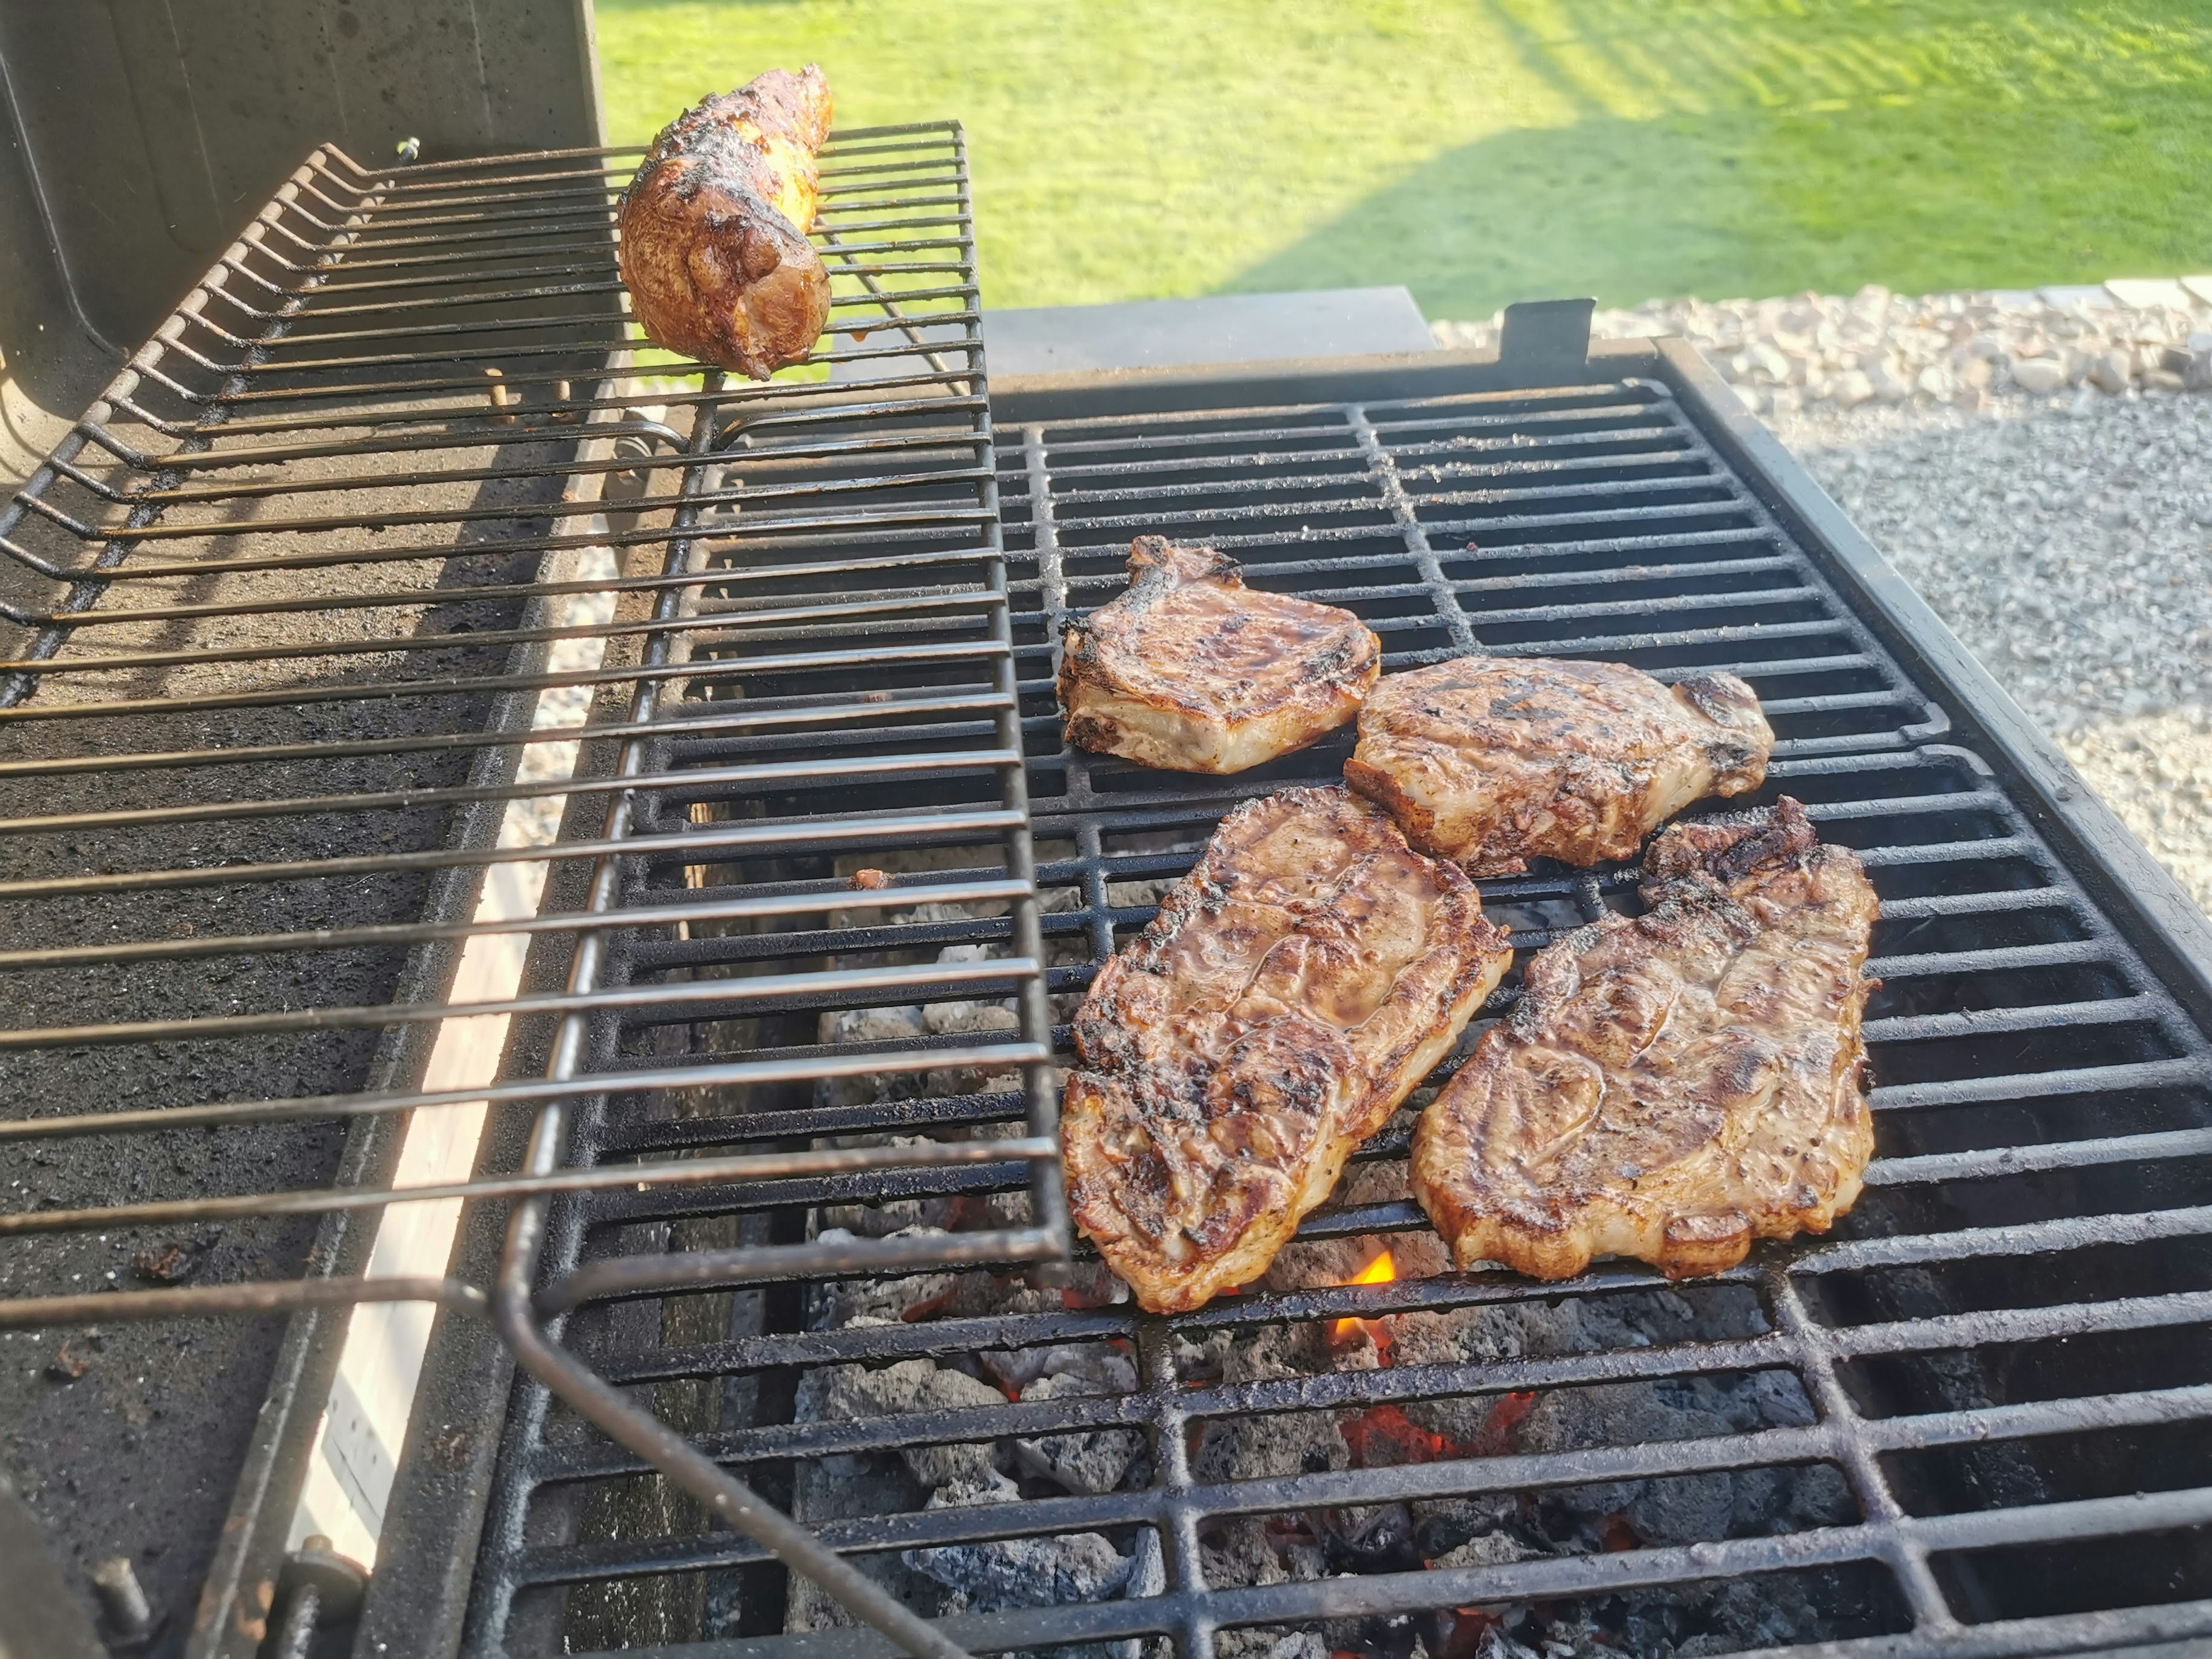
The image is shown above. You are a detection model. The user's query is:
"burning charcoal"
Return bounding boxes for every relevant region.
[1428,1529,1534,1573]
[923,944,1020,1038]
[1415,1503,1516,1563]
[1264,1635,1326,1659]
[1517,1374,1850,1550]
[817,1003,927,1110]
[903,1513,1134,1612]
[904,1471,1139,1615]
[1012,1370,1141,1495]
[982,1341,1135,1396]
[1316,1501,1422,1575]
[810,1229,960,1328]
[823,1358,1005,1491]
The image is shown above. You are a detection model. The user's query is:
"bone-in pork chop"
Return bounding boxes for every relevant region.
[1344,655,1772,874]
[1058,538,1380,774]
[1063,787,1512,1312]
[1410,797,1876,1281]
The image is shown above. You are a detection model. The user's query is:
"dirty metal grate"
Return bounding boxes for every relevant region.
[449,360,2212,1658]
[0,124,1053,1658]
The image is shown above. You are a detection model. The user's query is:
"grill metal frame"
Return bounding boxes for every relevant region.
[434,343,2212,1658]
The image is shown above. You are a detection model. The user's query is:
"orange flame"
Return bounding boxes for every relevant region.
[1330,1249,1397,1343]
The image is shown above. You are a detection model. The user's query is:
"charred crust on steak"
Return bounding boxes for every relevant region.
[1055,537,1382,775]
[1062,787,1513,1312]
[617,67,834,380]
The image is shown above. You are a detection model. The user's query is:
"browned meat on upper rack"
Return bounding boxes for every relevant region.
[617,67,834,380]
[1343,655,1773,875]
[1057,537,1382,774]
[1063,787,1513,1312]
[1410,797,1877,1282]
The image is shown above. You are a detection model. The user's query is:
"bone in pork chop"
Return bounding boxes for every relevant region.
[1063,787,1512,1312]
[1057,537,1381,774]
[1344,655,1772,874]
[1411,797,1877,1282]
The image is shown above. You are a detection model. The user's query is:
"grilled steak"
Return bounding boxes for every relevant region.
[1058,538,1381,774]
[618,67,833,380]
[1344,655,1772,874]
[1411,798,1877,1282]
[1064,787,1512,1312]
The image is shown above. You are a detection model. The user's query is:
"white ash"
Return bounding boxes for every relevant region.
[1434,285,2212,414]
[1763,391,2212,912]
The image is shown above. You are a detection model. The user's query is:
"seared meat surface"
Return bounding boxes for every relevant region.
[618,67,834,380]
[1058,537,1380,774]
[1344,655,1772,874]
[1064,787,1512,1312]
[1411,798,1877,1282]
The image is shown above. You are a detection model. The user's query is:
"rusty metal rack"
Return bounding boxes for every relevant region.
[0,126,1054,1659]
[427,343,2212,1658]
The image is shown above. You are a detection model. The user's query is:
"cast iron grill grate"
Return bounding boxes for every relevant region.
[451,366,2212,1659]
[0,126,1054,1657]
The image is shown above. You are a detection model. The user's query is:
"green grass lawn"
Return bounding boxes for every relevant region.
[596,0,2212,319]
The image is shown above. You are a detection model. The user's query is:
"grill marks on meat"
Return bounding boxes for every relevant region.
[1063,788,1512,1312]
[618,67,834,380]
[1410,798,1877,1282]
[1058,538,1381,774]
[1344,656,1772,874]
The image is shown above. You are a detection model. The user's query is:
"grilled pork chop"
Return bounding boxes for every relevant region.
[1064,787,1512,1311]
[1344,656,1772,874]
[1411,798,1877,1282]
[1058,538,1381,774]
[618,67,834,380]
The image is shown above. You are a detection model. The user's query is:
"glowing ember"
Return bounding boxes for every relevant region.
[1340,1403,1465,1468]
[1330,1249,1398,1346]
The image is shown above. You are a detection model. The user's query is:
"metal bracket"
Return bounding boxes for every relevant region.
[1497,297,1596,381]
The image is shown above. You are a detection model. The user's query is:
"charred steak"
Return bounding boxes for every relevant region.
[1344,655,1772,874]
[1057,538,1381,774]
[1411,798,1877,1281]
[618,67,834,380]
[1063,787,1512,1312]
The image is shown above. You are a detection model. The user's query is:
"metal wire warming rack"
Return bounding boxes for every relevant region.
[0,124,1053,1657]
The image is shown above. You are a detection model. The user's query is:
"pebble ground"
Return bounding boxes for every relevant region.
[1766,391,2212,910]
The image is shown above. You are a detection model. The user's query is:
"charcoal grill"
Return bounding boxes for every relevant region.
[6,128,2212,1659]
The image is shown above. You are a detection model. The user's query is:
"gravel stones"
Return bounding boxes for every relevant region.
[1767,392,2212,911]
[1434,283,2212,414]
